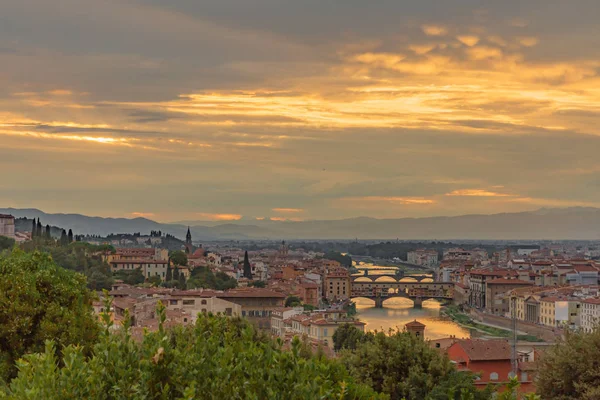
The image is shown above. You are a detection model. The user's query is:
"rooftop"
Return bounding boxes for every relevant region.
[454,339,511,361]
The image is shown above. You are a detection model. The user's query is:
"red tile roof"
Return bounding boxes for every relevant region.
[405,320,426,328]
[453,339,511,361]
[486,278,534,285]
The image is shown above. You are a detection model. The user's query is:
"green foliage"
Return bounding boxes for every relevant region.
[114,268,146,286]
[333,323,366,351]
[169,250,188,267]
[186,267,237,291]
[0,250,99,382]
[285,296,302,307]
[0,237,15,252]
[536,327,600,399]
[1,300,385,400]
[338,329,493,400]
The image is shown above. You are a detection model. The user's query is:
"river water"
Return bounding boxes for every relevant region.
[353,262,470,339]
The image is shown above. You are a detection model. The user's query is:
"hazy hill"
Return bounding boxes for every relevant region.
[2,207,600,240]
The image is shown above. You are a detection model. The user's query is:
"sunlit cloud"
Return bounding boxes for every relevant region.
[422,24,448,36]
[445,189,513,197]
[517,36,539,47]
[340,196,436,205]
[270,217,304,222]
[457,35,480,47]
[409,44,437,55]
[130,212,155,218]
[272,208,304,213]
[196,213,243,221]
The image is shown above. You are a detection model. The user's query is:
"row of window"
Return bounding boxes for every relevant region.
[241,310,271,317]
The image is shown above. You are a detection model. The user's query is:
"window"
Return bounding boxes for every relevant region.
[183,300,195,306]
[225,308,232,316]
[201,300,207,305]
[201,309,207,314]
[324,328,328,336]
[490,372,499,381]
[521,372,528,381]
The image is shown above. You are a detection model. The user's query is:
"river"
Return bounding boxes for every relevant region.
[352,262,470,339]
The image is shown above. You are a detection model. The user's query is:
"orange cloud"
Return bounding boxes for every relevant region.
[342,196,436,205]
[422,24,448,36]
[445,189,513,197]
[272,208,304,213]
[517,36,539,47]
[457,35,480,47]
[130,212,155,218]
[196,213,242,221]
[270,217,304,222]
[409,44,437,55]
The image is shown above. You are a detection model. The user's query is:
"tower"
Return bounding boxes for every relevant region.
[185,227,193,254]
[405,320,426,339]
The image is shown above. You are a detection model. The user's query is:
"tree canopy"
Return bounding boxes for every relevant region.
[1,300,384,399]
[536,327,600,399]
[186,267,237,291]
[338,328,493,400]
[0,250,99,382]
[169,250,188,267]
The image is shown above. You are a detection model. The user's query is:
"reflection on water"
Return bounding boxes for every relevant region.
[355,297,470,340]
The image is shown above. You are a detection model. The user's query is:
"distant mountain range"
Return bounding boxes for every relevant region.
[2,207,600,241]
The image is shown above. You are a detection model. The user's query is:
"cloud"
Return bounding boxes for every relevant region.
[272,208,304,213]
[130,212,155,218]
[196,213,243,221]
[517,36,539,47]
[340,196,436,205]
[270,217,304,222]
[422,24,448,36]
[445,189,513,197]
[457,35,480,47]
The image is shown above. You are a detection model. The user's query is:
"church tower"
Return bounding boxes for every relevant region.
[185,227,193,254]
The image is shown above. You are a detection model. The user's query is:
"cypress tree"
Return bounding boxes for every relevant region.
[173,267,179,282]
[45,224,51,239]
[178,271,186,289]
[68,229,74,243]
[36,219,42,236]
[166,265,172,282]
[243,251,252,279]
[31,219,37,238]
[60,229,68,246]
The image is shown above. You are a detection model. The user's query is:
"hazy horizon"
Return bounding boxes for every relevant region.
[2,1,600,222]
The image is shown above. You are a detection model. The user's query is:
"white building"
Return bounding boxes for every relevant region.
[407,249,439,268]
[0,214,16,239]
[270,307,304,336]
[581,298,600,333]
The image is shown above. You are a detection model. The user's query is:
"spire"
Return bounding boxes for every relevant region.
[186,226,192,245]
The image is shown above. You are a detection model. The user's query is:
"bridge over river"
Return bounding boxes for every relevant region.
[350,277,454,308]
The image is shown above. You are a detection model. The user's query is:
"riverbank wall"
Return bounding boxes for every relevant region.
[469,309,561,342]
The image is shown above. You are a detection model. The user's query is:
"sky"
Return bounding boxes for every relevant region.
[1,0,600,222]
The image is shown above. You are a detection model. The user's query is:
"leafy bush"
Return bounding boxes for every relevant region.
[0,250,99,382]
[1,298,385,399]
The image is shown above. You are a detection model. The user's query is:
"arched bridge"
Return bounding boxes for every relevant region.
[350,281,454,308]
[351,274,433,283]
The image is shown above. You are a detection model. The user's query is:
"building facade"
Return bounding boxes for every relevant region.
[0,214,15,239]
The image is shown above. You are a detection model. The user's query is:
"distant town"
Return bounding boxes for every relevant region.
[2,211,600,396]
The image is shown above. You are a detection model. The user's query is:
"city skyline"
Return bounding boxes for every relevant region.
[2,1,600,222]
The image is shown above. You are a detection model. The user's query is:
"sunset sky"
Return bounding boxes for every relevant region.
[2,0,600,222]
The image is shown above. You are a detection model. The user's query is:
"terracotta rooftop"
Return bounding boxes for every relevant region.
[405,320,426,328]
[582,298,600,305]
[486,278,534,285]
[454,339,511,361]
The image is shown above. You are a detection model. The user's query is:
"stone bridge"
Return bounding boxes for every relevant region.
[351,273,433,283]
[350,281,454,308]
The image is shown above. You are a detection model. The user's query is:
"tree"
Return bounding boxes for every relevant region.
[249,280,266,288]
[60,229,68,246]
[45,224,51,239]
[178,271,186,289]
[536,327,600,399]
[114,268,145,286]
[1,301,384,399]
[31,219,36,238]
[339,329,493,400]
[333,323,365,351]
[0,237,15,252]
[165,264,172,282]
[36,219,42,238]
[243,250,252,279]
[285,296,302,307]
[172,267,180,282]
[170,250,188,267]
[68,229,73,243]
[0,250,99,381]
